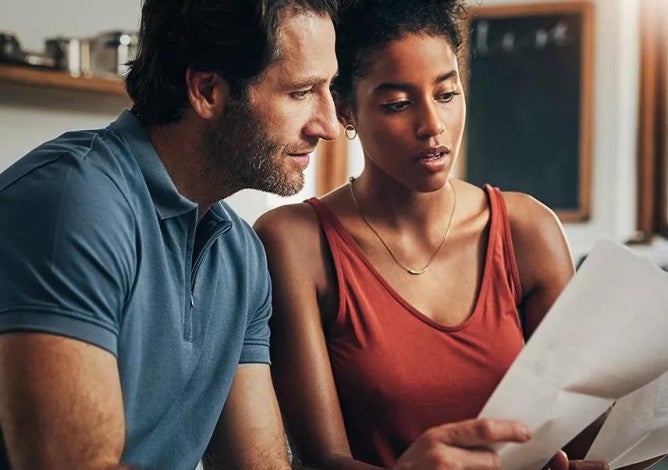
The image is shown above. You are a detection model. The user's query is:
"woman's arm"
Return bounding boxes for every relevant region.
[505,192,659,469]
[504,191,575,340]
[255,204,375,469]
[504,192,610,465]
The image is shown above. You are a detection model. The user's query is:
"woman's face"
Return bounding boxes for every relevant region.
[350,33,466,192]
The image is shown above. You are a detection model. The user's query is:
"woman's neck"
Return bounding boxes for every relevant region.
[351,167,456,236]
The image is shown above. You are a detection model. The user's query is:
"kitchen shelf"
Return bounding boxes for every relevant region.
[0,64,127,96]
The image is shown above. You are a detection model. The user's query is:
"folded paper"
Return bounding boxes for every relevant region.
[586,370,668,468]
[478,238,668,469]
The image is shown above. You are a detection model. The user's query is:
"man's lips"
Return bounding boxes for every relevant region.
[288,149,316,157]
[286,150,313,170]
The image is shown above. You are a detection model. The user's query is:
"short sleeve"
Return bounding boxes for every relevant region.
[0,152,136,355]
[238,233,272,365]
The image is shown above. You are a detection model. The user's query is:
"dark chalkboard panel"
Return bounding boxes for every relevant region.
[464,2,593,221]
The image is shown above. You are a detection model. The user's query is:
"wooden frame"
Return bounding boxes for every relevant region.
[316,130,349,196]
[636,0,668,238]
[462,2,594,222]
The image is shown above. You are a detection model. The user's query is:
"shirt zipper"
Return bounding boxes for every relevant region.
[185,227,228,341]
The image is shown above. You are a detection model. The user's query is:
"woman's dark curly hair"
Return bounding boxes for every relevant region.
[332,0,467,107]
[125,0,337,126]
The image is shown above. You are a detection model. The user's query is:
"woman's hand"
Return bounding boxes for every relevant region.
[392,422,610,470]
[545,450,609,470]
[393,418,530,469]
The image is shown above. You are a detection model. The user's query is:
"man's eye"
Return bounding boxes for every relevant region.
[291,89,314,99]
[381,101,410,112]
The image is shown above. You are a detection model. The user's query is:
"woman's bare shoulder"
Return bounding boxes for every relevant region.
[254,185,349,235]
[254,202,322,251]
[255,201,318,231]
[500,190,565,242]
[254,197,340,311]
[501,190,573,296]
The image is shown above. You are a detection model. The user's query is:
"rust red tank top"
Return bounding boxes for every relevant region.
[305,185,524,467]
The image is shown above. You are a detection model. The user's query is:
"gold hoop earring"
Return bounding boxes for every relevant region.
[344,124,357,140]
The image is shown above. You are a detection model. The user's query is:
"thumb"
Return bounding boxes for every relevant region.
[545,450,569,470]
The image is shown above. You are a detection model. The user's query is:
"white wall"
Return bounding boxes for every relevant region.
[0,0,656,259]
[1,0,141,52]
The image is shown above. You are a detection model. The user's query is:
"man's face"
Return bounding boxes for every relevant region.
[204,10,339,197]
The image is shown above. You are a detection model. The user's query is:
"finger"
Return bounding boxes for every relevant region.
[430,418,531,448]
[568,460,610,470]
[429,445,502,470]
[546,450,569,470]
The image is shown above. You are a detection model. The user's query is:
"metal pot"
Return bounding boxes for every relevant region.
[0,33,23,64]
[45,37,92,77]
[91,31,138,78]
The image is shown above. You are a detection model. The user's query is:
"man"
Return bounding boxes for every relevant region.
[0,1,338,468]
[0,0,546,469]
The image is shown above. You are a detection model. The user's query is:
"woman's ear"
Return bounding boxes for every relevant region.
[185,69,230,120]
[333,91,355,129]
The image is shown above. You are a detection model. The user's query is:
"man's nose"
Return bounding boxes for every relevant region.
[305,90,340,142]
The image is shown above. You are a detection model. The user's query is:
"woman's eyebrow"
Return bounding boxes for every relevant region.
[373,70,459,94]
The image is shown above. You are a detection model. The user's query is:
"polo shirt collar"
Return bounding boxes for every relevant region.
[203,201,234,234]
[109,110,198,220]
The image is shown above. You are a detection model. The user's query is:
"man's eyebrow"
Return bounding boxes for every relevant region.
[373,70,459,93]
[288,73,338,90]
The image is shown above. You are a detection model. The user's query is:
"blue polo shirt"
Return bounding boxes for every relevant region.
[0,111,272,469]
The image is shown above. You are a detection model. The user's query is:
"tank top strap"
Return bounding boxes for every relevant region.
[304,197,329,223]
[304,197,346,242]
[304,196,361,327]
[483,185,523,305]
[304,196,345,256]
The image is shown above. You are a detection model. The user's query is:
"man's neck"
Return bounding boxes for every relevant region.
[146,115,228,221]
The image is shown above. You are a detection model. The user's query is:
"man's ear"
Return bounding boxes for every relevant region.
[185,69,230,119]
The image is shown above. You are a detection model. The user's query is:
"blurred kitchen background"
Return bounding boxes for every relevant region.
[0,0,666,267]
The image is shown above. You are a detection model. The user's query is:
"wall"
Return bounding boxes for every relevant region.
[1,0,141,52]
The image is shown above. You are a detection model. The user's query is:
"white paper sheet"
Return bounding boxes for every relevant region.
[478,238,668,470]
[586,370,668,468]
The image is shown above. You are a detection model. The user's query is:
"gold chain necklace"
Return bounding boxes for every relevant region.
[348,177,457,275]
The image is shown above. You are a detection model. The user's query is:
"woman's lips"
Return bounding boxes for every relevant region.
[417,145,449,161]
[416,148,449,173]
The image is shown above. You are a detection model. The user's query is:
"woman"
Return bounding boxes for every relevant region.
[255,0,610,468]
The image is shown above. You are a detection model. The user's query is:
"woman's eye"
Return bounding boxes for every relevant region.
[381,101,410,112]
[437,91,461,103]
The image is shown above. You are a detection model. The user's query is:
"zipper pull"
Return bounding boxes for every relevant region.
[190,293,195,309]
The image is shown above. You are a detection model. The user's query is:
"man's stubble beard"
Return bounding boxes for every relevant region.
[202,94,305,197]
